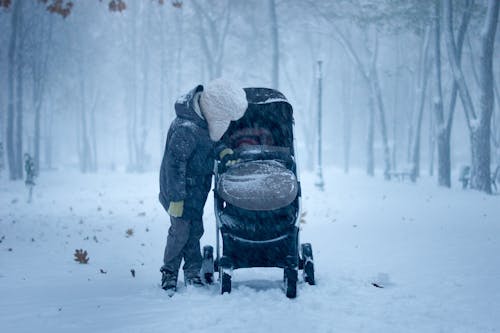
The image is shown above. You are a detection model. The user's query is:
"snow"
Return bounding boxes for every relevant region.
[254,97,288,104]
[1,169,500,332]
[217,160,298,210]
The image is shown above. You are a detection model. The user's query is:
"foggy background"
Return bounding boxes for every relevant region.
[2,2,500,331]
[0,0,499,189]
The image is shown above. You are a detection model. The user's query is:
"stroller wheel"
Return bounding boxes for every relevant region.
[220,269,232,294]
[301,243,315,285]
[204,272,213,284]
[284,268,298,299]
[201,245,215,285]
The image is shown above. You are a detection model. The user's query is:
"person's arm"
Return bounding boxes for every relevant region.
[160,126,196,217]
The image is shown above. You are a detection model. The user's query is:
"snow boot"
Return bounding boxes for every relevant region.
[184,275,204,287]
[161,269,178,295]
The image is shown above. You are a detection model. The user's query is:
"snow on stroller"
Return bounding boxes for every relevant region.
[201,88,315,298]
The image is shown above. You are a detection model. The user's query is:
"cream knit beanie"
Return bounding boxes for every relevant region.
[199,78,247,141]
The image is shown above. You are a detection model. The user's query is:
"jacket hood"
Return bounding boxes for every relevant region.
[174,85,207,129]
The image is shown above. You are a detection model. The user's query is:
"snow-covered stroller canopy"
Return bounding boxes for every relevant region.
[217,88,298,211]
[217,160,298,211]
[220,88,294,154]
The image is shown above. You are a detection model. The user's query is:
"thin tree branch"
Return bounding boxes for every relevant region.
[443,0,477,129]
[445,0,473,134]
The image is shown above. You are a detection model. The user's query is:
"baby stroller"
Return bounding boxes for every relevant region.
[201,88,315,298]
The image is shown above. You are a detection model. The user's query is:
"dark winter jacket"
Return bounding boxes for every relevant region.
[159,85,215,220]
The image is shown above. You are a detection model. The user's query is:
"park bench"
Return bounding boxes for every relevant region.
[492,165,500,192]
[458,165,500,192]
[387,165,413,182]
[458,165,471,189]
[388,171,412,181]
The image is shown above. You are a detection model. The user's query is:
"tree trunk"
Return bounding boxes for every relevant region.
[174,6,184,96]
[315,61,324,190]
[33,14,53,176]
[79,87,89,173]
[192,0,231,80]
[90,95,98,172]
[410,27,431,181]
[432,0,472,186]
[443,0,499,193]
[443,0,476,129]
[159,7,168,152]
[428,108,435,177]
[366,96,375,177]
[77,61,92,173]
[127,3,138,172]
[370,69,391,179]
[470,123,492,192]
[7,0,20,180]
[493,79,500,165]
[470,0,499,193]
[15,7,24,181]
[291,64,315,171]
[391,68,400,171]
[137,2,151,172]
[330,26,380,177]
[466,35,481,88]
[44,101,53,170]
[269,0,279,89]
[34,96,41,175]
[436,126,451,187]
[434,0,450,187]
[342,64,352,173]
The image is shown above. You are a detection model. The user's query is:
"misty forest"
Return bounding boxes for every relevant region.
[1,0,499,332]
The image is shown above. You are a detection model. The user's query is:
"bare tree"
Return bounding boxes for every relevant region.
[342,62,353,173]
[75,50,99,173]
[269,0,279,89]
[15,14,25,180]
[77,60,92,173]
[30,11,54,175]
[174,5,184,96]
[366,93,375,176]
[331,26,391,178]
[159,6,169,151]
[409,26,431,182]
[6,0,21,180]
[125,2,139,172]
[136,0,152,172]
[6,0,27,180]
[492,78,500,165]
[433,0,447,187]
[443,0,499,193]
[368,32,392,179]
[191,0,232,79]
[122,1,152,172]
[282,46,315,171]
[43,90,55,170]
[432,0,473,187]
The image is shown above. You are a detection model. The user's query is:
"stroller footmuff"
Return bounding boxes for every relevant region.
[205,88,315,298]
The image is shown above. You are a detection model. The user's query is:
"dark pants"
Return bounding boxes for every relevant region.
[161,216,204,279]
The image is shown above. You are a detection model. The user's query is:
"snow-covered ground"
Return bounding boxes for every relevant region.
[1,169,499,332]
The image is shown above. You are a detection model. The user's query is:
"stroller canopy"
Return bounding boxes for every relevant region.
[221,88,295,154]
[217,88,298,212]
